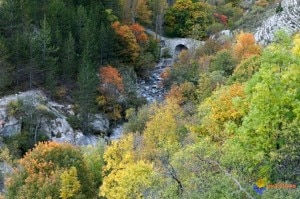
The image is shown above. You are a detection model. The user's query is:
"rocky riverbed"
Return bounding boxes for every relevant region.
[137,58,172,103]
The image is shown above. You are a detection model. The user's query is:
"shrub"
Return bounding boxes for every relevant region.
[210,50,237,76]
[7,100,23,118]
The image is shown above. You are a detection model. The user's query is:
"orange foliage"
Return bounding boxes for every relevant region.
[233,32,261,61]
[159,67,171,86]
[166,82,196,105]
[214,13,228,26]
[99,66,124,93]
[19,142,78,175]
[112,21,140,62]
[129,23,148,43]
[6,142,90,199]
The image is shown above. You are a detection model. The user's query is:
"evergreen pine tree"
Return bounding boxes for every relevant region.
[37,16,59,94]
[62,32,76,82]
[0,37,13,94]
[76,44,98,133]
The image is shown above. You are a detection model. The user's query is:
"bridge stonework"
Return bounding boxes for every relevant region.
[162,38,204,60]
[145,29,204,61]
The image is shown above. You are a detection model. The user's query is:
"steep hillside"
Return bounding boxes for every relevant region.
[255,0,300,44]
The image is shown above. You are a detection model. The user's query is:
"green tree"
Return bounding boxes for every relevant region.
[223,31,300,183]
[62,32,76,82]
[37,17,59,93]
[0,37,13,94]
[164,0,213,38]
[210,49,237,76]
[76,50,98,133]
[0,0,23,37]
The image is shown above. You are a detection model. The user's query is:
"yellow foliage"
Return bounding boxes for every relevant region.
[102,134,135,173]
[136,0,152,25]
[209,84,245,122]
[100,160,155,199]
[255,178,267,188]
[292,33,300,56]
[101,134,156,198]
[198,83,247,142]
[142,100,183,161]
[60,167,81,199]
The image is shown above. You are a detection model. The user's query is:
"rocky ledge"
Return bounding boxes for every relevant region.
[255,0,300,44]
[0,90,109,146]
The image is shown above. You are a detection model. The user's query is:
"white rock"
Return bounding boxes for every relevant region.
[0,90,109,146]
[254,0,300,44]
[90,114,109,133]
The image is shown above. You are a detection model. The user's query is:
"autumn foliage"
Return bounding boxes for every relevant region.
[6,142,93,199]
[233,32,261,61]
[214,13,228,26]
[292,33,300,56]
[112,21,140,62]
[166,82,196,105]
[99,66,124,93]
[207,83,246,122]
[129,23,148,43]
[198,83,247,142]
[159,67,171,86]
[98,66,124,121]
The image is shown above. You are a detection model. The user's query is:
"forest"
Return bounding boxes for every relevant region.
[0,0,299,198]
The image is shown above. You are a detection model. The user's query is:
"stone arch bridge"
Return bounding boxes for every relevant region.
[146,29,204,59]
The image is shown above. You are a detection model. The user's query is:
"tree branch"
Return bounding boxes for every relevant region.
[195,155,255,199]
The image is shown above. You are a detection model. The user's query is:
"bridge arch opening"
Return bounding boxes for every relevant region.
[174,44,188,60]
[173,44,188,62]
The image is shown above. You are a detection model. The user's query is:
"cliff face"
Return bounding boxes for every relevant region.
[0,90,109,146]
[255,0,300,44]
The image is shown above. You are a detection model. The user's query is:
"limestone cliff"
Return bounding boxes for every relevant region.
[255,0,300,44]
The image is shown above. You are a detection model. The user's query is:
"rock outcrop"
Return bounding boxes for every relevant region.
[255,0,300,44]
[0,90,109,146]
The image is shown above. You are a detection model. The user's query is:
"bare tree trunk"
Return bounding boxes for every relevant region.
[34,119,41,144]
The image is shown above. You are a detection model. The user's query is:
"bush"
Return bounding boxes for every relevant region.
[67,115,81,130]
[210,50,237,76]
[170,50,200,84]
[161,48,172,58]
[196,39,222,57]
[206,23,225,35]
[7,100,23,118]
[228,55,261,83]
[4,130,48,158]
[123,104,153,134]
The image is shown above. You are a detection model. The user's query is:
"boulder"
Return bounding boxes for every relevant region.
[90,113,109,133]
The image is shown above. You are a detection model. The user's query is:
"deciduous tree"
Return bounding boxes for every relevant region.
[233,32,261,61]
